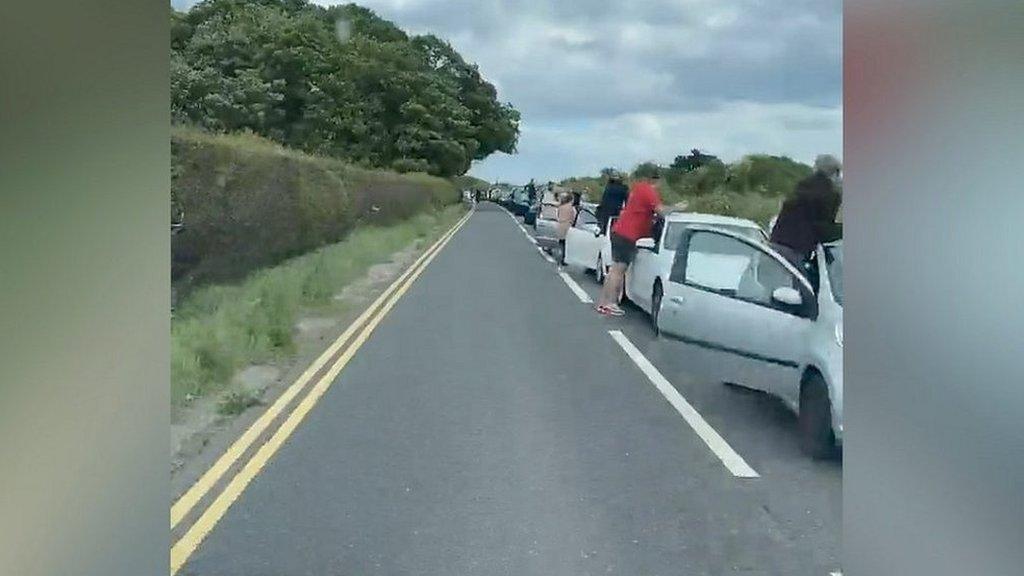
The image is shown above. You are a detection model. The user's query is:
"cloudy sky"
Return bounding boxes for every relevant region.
[173,0,842,183]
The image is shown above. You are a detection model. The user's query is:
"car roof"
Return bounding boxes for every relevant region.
[664,212,761,229]
[580,202,598,211]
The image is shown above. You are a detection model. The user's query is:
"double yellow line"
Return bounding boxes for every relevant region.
[170,209,473,575]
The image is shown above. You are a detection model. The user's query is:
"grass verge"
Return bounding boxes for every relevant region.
[171,204,466,407]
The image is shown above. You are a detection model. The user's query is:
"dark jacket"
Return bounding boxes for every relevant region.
[525,182,537,202]
[596,182,629,234]
[769,172,842,256]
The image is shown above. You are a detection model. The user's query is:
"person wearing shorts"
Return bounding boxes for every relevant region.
[596,171,679,316]
[610,231,637,266]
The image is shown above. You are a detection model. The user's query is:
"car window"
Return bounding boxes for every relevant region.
[663,222,764,251]
[680,231,800,308]
[575,210,597,228]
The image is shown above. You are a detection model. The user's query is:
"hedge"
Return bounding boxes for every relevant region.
[171,128,457,291]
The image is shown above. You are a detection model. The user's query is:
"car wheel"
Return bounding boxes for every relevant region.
[651,282,663,336]
[595,255,605,284]
[798,373,837,459]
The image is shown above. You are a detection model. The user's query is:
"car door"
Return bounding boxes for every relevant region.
[599,216,616,269]
[564,208,600,268]
[628,220,669,313]
[659,229,816,394]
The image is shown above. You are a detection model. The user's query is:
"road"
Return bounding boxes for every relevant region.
[175,203,841,576]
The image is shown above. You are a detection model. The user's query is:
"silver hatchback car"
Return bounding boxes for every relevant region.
[657,227,843,458]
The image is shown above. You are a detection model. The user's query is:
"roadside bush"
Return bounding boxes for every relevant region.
[726,155,812,197]
[172,127,457,292]
[683,190,780,227]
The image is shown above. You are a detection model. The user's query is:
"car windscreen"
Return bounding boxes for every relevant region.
[663,222,764,251]
[824,245,843,305]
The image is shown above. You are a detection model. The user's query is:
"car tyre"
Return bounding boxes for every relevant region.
[651,281,663,336]
[595,255,605,284]
[798,373,837,459]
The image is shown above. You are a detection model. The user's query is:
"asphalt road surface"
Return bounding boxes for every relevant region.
[178,202,841,576]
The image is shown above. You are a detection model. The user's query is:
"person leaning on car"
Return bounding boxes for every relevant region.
[555,192,577,266]
[595,170,629,235]
[769,154,843,272]
[596,170,683,316]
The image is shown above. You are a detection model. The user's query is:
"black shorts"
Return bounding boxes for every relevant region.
[610,232,637,264]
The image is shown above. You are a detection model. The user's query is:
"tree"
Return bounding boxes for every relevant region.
[671,149,720,172]
[170,0,519,177]
[632,161,662,179]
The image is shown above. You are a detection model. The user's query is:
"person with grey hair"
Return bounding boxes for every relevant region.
[769,154,843,272]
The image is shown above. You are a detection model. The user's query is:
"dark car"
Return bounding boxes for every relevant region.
[508,187,532,217]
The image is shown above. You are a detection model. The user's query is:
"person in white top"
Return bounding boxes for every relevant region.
[555,192,577,266]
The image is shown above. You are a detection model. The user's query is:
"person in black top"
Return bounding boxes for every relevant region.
[769,154,843,272]
[525,179,537,203]
[595,171,629,235]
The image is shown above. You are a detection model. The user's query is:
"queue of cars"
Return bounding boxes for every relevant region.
[555,205,844,458]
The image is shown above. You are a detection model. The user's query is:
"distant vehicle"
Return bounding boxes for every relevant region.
[625,212,767,326]
[562,205,613,283]
[496,188,515,208]
[657,231,843,457]
[508,187,533,217]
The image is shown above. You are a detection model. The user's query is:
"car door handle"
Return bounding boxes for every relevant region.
[669,296,684,304]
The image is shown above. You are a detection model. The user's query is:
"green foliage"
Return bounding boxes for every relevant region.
[683,190,780,227]
[171,0,519,177]
[632,161,662,179]
[670,149,720,172]
[171,127,457,290]
[559,176,603,201]
[452,174,490,191]
[726,154,812,197]
[172,204,465,406]
[567,151,812,227]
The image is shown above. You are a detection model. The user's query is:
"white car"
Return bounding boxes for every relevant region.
[563,207,614,283]
[657,228,843,457]
[625,213,767,327]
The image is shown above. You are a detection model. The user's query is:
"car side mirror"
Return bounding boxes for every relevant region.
[772,286,803,306]
[585,223,600,235]
[635,238,656,250]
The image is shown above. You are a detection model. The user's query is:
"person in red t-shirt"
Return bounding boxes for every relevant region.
[596,171,678,316]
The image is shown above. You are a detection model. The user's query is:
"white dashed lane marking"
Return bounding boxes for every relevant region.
[558,271,593,303]
[608,330,759,478]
